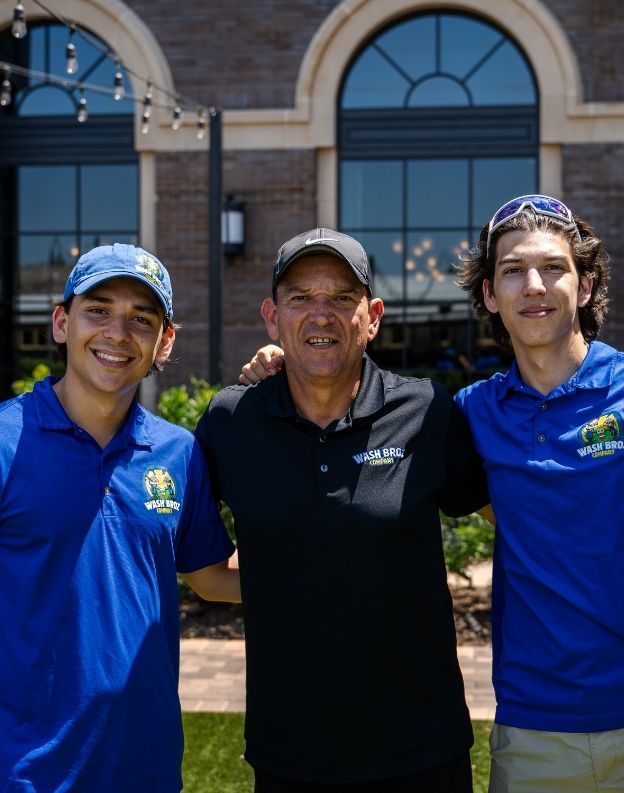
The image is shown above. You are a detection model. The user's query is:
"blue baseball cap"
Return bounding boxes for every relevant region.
[63,243,173,319]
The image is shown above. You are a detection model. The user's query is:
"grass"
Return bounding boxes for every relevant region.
[182,714,492,792]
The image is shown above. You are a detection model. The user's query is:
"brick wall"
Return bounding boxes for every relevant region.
[563,143,624,346]
[156,148,316,391]
[125,0,340,109]
[542,1,624,102]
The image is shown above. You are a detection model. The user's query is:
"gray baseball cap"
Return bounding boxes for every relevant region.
[272,228,372,296]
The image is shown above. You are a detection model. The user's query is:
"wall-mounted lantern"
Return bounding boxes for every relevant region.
[221,194,245,257]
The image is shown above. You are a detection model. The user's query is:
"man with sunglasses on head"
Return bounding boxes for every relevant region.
[241,197,623,792]
[454,195,622,792]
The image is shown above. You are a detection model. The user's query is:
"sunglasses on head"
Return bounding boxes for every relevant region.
[486,194,581,256]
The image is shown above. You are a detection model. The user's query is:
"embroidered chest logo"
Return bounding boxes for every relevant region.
[576,412,623,459]
[143,468,181,513]
[352,446,405,466]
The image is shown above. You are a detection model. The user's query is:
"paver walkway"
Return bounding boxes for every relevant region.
[179,639,495,720]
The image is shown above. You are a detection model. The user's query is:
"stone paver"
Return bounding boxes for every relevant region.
[179,639,495,720]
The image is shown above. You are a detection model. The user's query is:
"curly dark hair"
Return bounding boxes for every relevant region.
[455,206,610,352]
[53,295,176,376]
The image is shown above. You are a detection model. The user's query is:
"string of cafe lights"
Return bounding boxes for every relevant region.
[2,0,212,137]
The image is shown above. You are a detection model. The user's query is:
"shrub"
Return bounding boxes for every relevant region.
[12,363,52,395]
[157,377,235,545]
[441,511,494,583]
[156,376,221,432]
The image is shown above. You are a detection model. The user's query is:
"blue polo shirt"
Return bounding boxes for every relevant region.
[456,341,624,732]
[0,377,234,792]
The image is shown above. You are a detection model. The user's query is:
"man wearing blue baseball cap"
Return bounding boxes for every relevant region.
[0,244,240,792]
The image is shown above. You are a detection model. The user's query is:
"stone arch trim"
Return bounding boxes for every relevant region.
[297,0,585,146]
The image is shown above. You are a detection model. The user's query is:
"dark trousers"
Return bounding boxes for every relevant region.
[253,751,473,793]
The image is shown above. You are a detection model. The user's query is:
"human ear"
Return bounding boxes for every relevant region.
[260,298,280,342]
[577,273,593,308]
[51,305,68,343]
[155,326,176,365]
[483,279,499,314]
[367,298,384,341]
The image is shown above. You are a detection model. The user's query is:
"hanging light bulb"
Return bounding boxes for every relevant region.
[171,102,181,131]
[141,82,152,134]
[0,69,12,107]
[141,110,150,134]
[196,109,207,140]
[77,90,88,123]
[65,34,79,75]
[12,2,27,38]
[113,64,125,101]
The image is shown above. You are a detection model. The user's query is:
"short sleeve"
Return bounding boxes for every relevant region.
[439,393,489,517]
[174,438,234,573]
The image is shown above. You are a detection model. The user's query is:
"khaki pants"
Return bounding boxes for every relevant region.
[488,724,624,792]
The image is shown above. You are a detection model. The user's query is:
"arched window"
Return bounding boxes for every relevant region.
[339,12,538,374]
[0,22,137,394]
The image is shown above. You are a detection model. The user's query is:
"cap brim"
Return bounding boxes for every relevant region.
[69,271,170,317]
[276,245,370,291]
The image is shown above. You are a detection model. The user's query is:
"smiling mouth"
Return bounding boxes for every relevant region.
[93,350,132,364]
[519,307,554,318]
[306,337,337,347]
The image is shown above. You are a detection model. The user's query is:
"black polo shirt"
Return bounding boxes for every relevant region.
[195,355,488,784]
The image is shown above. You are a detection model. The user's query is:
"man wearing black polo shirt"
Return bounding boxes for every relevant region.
[195,229,489,792]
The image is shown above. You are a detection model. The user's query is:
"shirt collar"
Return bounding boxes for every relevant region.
[261,353,385,428]
[32,375,153,447]
[496,340,617,399]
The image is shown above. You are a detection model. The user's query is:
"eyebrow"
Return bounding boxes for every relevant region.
[281,283,361,294]
[497,254,570,265]
[83,294,161,316]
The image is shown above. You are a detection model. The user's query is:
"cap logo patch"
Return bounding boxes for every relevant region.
[576,412,624,458]
[135,253,165,288]
[143,467,181,514]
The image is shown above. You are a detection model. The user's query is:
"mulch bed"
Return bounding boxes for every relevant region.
[180,584,492,646]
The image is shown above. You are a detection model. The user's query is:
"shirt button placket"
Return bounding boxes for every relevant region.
[316,434,329,493]
[535,400,549,456]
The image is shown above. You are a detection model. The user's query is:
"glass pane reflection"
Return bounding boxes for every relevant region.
[375,16,436,84]
[344,231,404,304]
[81,165,138,231]
[342,48,409,109]
[407,160,468,228]
[18,234,78,295]
[405,231,469,303]
[19,166,76,232]
[341,161,402,229]
[466,42,536,105]
[472,158,536,225]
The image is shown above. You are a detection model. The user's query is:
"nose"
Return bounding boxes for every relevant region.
[102,313,132,343]
[308,296,334,325]
[523,267,546,296]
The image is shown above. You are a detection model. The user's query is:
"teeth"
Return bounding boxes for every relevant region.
[96,351,129,363]
[307,337,334,345]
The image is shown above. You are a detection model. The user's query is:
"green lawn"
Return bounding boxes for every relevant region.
[182,714,492,792]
